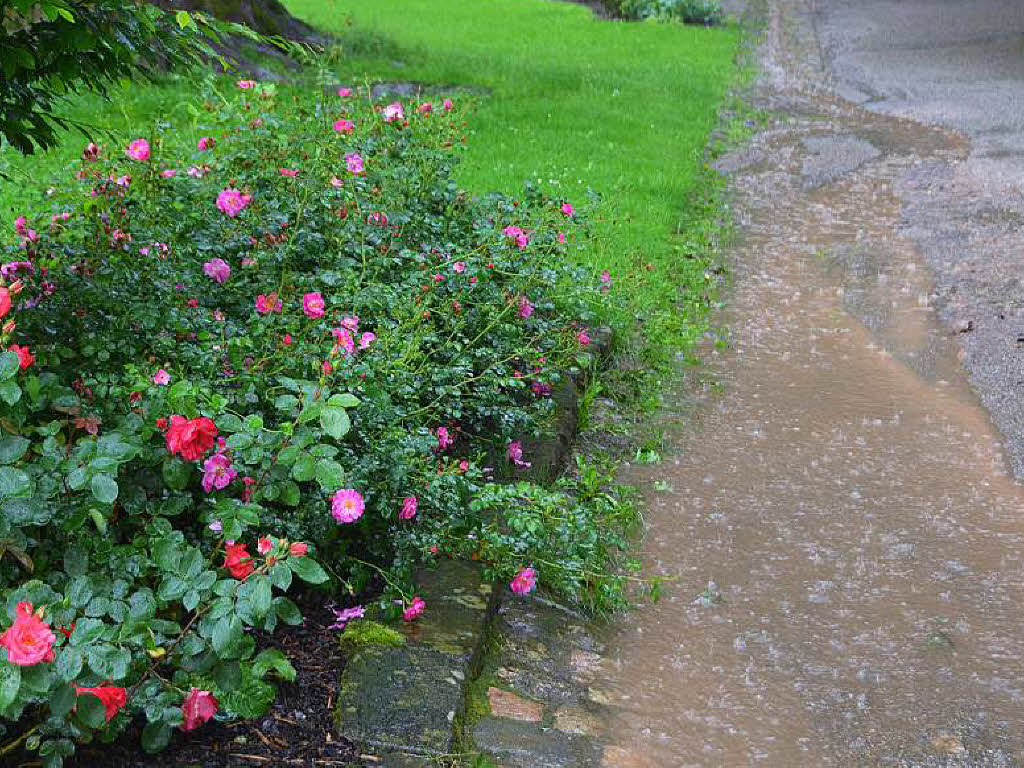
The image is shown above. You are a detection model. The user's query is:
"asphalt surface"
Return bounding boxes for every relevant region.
[812,0,1024,479]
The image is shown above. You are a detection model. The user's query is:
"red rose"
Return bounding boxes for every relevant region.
[7,344,34,371]
[289,542,308,557]
[0,287,10,319]
[155,418,167,430]
[75,685,128,722]
[181,687,218,731]
[164,415,218,461]
[224,542,254,580]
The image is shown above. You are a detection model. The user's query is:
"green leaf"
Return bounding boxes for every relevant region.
[76,690,106,728]
[288,556,328,584]
[54,647,83,682]
[279,480,300,506]
[87,644,129,680]
[0,436,29,464]
[2,498,51,526]
[141,722,171,753]
[0,381,21,406]
[211,615,243,658]
[90,474,118,504]
[67,575,92,608]
[272,596,302,625]
[71,619,106,649]
[213,660,242,691]
[250,578,271,618]
[327,393,360,408]
[0,352,20,381]
[320,407,350,440]
[49,682,75,718]
[274,394,298,412]
[226,432,253,450]
[244,414,264,431]
[175,9,195,29]
[0,467,31,499]
[297,402,322,424]
[0,661,20,709]
[290,453,315,482]
[162,457,192,490]
[251,648,296,682]
[314,458,345,490]
[269,562,292,591]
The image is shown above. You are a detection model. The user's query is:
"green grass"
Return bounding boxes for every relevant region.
[287,0,740,375]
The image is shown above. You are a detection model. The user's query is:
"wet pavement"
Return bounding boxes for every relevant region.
[586,0,1024,765]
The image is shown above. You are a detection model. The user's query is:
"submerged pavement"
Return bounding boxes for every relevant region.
[580,1,1024,766]
[817,0,1024,480]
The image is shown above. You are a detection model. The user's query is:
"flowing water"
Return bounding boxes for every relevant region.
[592,9,1024,767]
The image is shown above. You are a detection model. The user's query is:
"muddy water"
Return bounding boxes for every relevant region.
[593,35,1024,768]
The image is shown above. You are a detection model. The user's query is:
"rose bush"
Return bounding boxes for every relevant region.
[0,79,626,763]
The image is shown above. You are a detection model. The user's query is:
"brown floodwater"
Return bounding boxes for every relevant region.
[591,76,1024,768]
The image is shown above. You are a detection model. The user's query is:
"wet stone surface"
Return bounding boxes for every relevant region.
[335,560,495,759]
[469,592,647,768]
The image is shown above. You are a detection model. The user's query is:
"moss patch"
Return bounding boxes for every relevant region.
[339,620,406,653]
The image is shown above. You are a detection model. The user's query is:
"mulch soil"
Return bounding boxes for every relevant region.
[26,595,370,768]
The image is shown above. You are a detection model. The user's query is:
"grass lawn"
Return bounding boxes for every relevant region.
[286,0,741,374]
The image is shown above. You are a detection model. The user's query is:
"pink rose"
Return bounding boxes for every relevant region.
[332,327,354,355]
[216,188,251,217]
[577,329,592,347]
[334,119,355,134]
[289,542,308,557]
[383,102,404,123]
[0,602,55,666]
[126,139,150,161]
[337,87,352,98]
[197,137,215,151]
[255,293,283,315]
[507,440,531,468]
[344,153,364,174]
[201,453,236,493]
[302,291,325,318]
[402,596,425,622]
[331,489,365,523]
[510,566,537,595]
[560,202,574,217]
[400,495,417,520]
[519,297,534,319]
[203,258,231,284]
[153,369,170,386]
[442,98,454,111]
[358,332,375,350]
[237,80,256,90]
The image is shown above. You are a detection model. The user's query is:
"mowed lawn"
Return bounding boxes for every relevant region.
[287,0,740,357]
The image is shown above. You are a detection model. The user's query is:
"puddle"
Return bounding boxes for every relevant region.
[591,12,1024,768]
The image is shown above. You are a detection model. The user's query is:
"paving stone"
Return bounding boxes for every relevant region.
[335,644,463,754]
[473,716,603,768]
[553,706,606,737]
[336,559,496,756]
[487,687,544,722]
[601,745,662,768]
